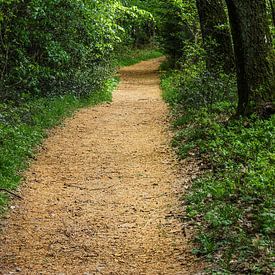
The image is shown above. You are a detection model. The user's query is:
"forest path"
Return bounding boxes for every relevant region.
[0,58,200,274]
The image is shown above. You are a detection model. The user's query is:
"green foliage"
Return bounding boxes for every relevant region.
[0,44,161,213]
[120,0,199,64]
[115,47,163,67]
[154,0,198,64]
[116,3,156,47]
[162,44,237,111]
[0,0,121,101]
[162,66,275,273]
[0,77,118,213]
[0,0,159,102]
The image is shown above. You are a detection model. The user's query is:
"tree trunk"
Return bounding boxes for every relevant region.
[225,0,274,117]
[268,0,275,26]
[196,0,234,73]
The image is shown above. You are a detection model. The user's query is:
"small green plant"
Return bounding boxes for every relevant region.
[0,77,118,214]
[161,66,275,274]
[114,47,163,67]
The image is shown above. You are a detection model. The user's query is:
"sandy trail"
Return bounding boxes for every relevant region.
[0,58,200,274]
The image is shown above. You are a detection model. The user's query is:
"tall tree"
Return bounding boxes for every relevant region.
[225,0,274,116]
[196,0,234,73]
[268,0,275,26]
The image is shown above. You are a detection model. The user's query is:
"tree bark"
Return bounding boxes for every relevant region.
[268,0,275,26]
[225,0,274,117]
[196,0,234,73]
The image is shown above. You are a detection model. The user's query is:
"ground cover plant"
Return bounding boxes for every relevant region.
[0,0,274,273]
[115,47,163,67]
[156,0,274,272]
[161,59,274,274]
[0,78,117,212]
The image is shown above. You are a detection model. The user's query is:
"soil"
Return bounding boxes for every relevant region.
[0,58,202,274]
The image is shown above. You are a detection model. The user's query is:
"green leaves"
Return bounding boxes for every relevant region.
[162,68,275,273]
[115,2,156,47]
[0,0,124,101]
[0,0,159,101]
[0,77,117,213]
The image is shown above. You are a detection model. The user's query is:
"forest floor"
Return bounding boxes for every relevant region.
[0,58,203,274]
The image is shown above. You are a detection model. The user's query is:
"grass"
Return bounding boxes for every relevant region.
[0,78,118,213]
[115,47,163,67]
[161,62,275,274]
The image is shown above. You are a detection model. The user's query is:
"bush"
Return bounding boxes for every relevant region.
[0,0,119,102]
[116,4,156,48]
[154,0,198,65]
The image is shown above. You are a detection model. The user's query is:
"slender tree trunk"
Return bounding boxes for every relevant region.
[225,0,274,117]
[268,0,275,26]
[196,0,234,73]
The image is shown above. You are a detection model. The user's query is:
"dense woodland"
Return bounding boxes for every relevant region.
[0,0,274,273]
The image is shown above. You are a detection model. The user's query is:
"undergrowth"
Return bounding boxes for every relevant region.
[115,47,163,67]
[161,61,275,274]
[0,77,117,214]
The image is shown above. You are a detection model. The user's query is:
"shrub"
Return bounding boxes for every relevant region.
[0,0,120,102]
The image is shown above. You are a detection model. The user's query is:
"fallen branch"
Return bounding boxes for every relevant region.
[0,188,23,199]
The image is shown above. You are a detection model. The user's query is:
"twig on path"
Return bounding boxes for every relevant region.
[63,184,87,190]
[90,185,115,191]
[64,184,115,192]
[0,188,23,199]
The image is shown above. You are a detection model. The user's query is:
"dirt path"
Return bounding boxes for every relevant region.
[0,58,200,274]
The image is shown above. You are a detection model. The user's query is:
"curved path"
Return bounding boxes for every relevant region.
[0,58,200,274]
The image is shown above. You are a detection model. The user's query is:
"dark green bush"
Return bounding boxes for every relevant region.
[121,0,199,65]
[0,0,119,102]
[116,4,156,48]
[155,0,198,65]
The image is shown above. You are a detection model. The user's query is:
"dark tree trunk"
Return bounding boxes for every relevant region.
[196,0,234,73]
[225,0,274,117]
[268,0,275,26]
